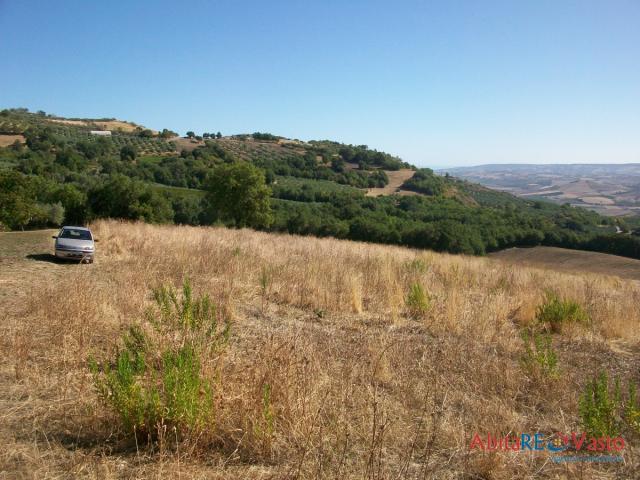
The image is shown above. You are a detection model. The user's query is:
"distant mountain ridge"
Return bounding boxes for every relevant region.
[438,163,640,217]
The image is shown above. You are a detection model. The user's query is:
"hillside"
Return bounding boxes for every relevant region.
[1,222,639,478]
[439,163,640,217]
[2,108,640,260]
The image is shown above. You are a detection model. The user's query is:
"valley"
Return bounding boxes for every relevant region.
[440,163,640,217]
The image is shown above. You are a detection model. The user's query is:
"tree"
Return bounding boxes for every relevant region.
[88,175,173,223]
[138,129,154,138]
[203,162,272,228]
[120,145,137,162]
[160,128,177,139]
[216,132,222,139]
[186,131,195,139]
[0,171,38,229]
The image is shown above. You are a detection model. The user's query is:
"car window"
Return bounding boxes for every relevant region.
[59,229,92,240]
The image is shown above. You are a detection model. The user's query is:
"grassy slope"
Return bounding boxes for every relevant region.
[1,222,638,478]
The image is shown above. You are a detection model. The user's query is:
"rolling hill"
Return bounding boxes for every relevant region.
[439,163,640,217]
[2,107,640,261]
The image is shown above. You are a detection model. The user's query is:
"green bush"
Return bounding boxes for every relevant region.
[89,279,230,440]
[406,283,430,318]
[578,372,640,438]
[536,292,590,333]
[520,330,558,378]
[626,381,640,435]
[579,372,622,437]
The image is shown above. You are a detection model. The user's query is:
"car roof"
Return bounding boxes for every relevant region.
[61,226,91,231]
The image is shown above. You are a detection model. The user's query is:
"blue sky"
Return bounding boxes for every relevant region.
[1,0,639,167]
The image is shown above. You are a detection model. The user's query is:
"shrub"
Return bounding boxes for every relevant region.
[404,258,428,274]
[89,279,230,442]
[577,372,640,437]
[536,292,589,333]
[626,381,640,435]
[579,372,621,437]
[520,330,558,378]
[406,283,430,318]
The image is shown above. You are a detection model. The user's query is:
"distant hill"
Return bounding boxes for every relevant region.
[438,163,640,217]
[2,107,640,260]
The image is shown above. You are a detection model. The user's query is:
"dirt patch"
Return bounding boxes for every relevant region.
[366,168,416,197]
[0,134,25,147]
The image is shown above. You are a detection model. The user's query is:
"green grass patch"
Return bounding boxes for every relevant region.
[536,292,590,333]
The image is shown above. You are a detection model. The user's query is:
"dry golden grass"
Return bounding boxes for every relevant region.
[46,119,150,133]
[1,221,639,478]
[0,134,25,147]
[366,169,416,197]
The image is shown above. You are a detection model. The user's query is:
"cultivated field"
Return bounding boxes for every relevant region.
[440,164,640,216]
[490,246,640,282]
[1,222,639,478]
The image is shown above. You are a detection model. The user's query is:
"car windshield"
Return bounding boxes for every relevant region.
[59,229,92,240]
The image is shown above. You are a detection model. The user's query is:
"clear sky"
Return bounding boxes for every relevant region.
[1,0,639,167]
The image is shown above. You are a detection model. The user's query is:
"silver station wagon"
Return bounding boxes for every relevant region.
[52,226,97,263]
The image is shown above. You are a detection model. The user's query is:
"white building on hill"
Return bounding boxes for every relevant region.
[90,130,112,136]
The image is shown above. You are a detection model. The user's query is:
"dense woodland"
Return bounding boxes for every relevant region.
[2,108,640,258]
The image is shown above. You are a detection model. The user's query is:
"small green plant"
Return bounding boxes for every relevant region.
[89,278,230,441]
[579,372,621,437]
[259,265,271,313]
[536,292,590,333]
[520,330,559,378]
[626,381,640,434]
[404,258,428,274]
[261,382,275,436]
[406,283,430,318]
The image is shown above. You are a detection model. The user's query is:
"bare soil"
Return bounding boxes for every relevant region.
[489,246,640,282]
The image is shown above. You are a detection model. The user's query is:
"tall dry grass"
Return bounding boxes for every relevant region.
[2,220,639,479]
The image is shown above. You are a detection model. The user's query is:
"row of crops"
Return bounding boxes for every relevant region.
[213,139,307,163]
[0,119,176,156]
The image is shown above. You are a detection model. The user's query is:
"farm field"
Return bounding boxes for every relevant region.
[489,246,640,281]
[440,164,640,216]
[1,222,639,479]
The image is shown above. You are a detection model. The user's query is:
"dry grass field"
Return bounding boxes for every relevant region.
[47,119,148,133]
[170,136,206,152]
[0,134,25,147]
[366,169,416,197]
[1,222,639,479]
